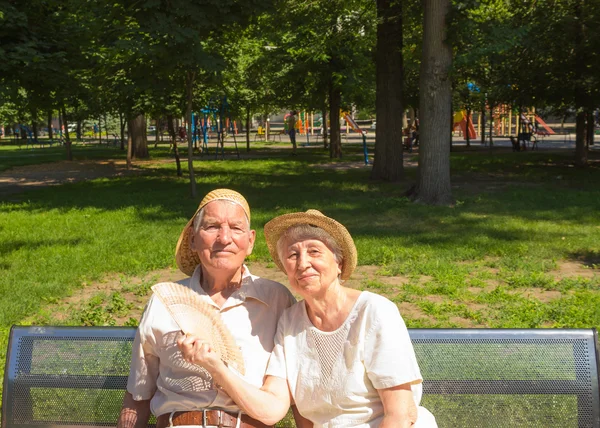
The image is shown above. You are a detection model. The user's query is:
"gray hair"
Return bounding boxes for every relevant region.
[276,224,343,265]
[192,201,250,233]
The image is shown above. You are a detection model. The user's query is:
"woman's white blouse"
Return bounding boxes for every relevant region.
[266,291,434,427]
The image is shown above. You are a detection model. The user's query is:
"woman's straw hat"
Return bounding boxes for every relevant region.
[264,209,357,280]
[175,189,251,276]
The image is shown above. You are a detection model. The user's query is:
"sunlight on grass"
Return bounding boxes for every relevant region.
[0,146,599,408]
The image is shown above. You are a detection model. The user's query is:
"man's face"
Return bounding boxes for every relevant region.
[191,200,255,273]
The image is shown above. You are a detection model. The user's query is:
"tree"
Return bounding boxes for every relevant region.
[259,0,376,158]
[371,0,404,182]
[412,0,454,205]
[0,0,93,159]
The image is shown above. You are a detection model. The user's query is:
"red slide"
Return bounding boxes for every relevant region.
[534,115,556,135]
[456,119,477,139]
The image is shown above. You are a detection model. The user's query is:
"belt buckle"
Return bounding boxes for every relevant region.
[202,409,220,428]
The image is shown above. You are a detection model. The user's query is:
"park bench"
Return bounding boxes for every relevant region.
[2,326,599,428]
[518,132,538,151]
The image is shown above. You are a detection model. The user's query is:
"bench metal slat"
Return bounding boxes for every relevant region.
[423,379,591,395]
[13,374,128,390]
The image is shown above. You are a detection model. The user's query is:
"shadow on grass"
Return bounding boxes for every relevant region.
[568,250,600,267]
[0,238,86,256]
[1,152,599,257]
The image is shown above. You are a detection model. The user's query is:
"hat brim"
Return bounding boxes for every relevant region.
[264,210,357,280]
[175,208,202,277]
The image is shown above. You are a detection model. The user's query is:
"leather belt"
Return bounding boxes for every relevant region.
[156,410,272,428]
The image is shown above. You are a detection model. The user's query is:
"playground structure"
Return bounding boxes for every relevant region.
[276,111,323,146]
[343,112,369,164]
[282,112,317,133]
[192,97,240,159]
[489,105,555,137]
[453,111,477,139]
[452,106,555,144]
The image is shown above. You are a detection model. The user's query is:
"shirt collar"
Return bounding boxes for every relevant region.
[190,264,270,310]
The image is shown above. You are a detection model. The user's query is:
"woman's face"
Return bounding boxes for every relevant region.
[281,238,342,296]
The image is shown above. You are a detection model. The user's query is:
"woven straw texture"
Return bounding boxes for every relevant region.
[263,209,357,280]
[175,189,250,276]
[151,282,245,375]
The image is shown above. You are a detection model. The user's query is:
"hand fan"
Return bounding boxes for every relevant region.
[151,282,245,375]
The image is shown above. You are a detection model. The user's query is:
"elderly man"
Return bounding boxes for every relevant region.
[118,189,295,428]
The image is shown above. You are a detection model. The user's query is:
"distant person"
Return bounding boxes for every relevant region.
[404,126,413,153]
[178,126,187,142]
[286,111,297,155]
[93,123,99,139]
[412,124,420,147]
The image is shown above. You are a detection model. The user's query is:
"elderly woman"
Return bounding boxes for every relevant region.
[179,210,437,427]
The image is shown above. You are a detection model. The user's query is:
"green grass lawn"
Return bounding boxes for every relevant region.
[0,144,599,411]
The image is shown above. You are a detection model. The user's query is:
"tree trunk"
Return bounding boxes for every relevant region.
[413,0,454,205]
[449,105,453,151]
[155,115,160,148]
[47,110,53,140]
[186,71,197,198]
[119,112,126,151]
[129,114,149,158]
[322,105,328,149]
[371,0,404,182]
[489,103,494,153]
[167,114,182,177]
[32,116,38,144]
[60,105,73,161]
[104,113,109,142]
[465,107,471,147]
[126,117,133,169]
[574,0,588,167]
[575,110,588,166]
[586,111,594,146]
[329,81,342,159]
[480,105,486,145]
[246,107,251,152]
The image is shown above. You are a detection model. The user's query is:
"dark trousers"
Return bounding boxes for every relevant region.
[289,129,297,152]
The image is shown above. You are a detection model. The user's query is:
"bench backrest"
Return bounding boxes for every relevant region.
[518,132,533,141]
[2,326,599,428]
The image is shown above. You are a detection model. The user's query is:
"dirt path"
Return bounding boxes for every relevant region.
[24,259,596,329]
[24,262,414,326]
[0,154,422,197]
[0,160,147,196]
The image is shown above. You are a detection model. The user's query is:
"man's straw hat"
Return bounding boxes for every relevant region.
[175,189,251,276]
[264,209,357,280]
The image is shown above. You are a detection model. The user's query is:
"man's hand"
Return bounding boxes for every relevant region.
[177,333,225,373]
[117,392,151,428]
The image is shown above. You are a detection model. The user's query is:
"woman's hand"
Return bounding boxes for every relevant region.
[177,333,225,373]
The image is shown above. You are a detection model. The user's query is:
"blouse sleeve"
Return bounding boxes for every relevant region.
[126,298,160,400]
[265,315,287,380]
[363,298,423,391]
